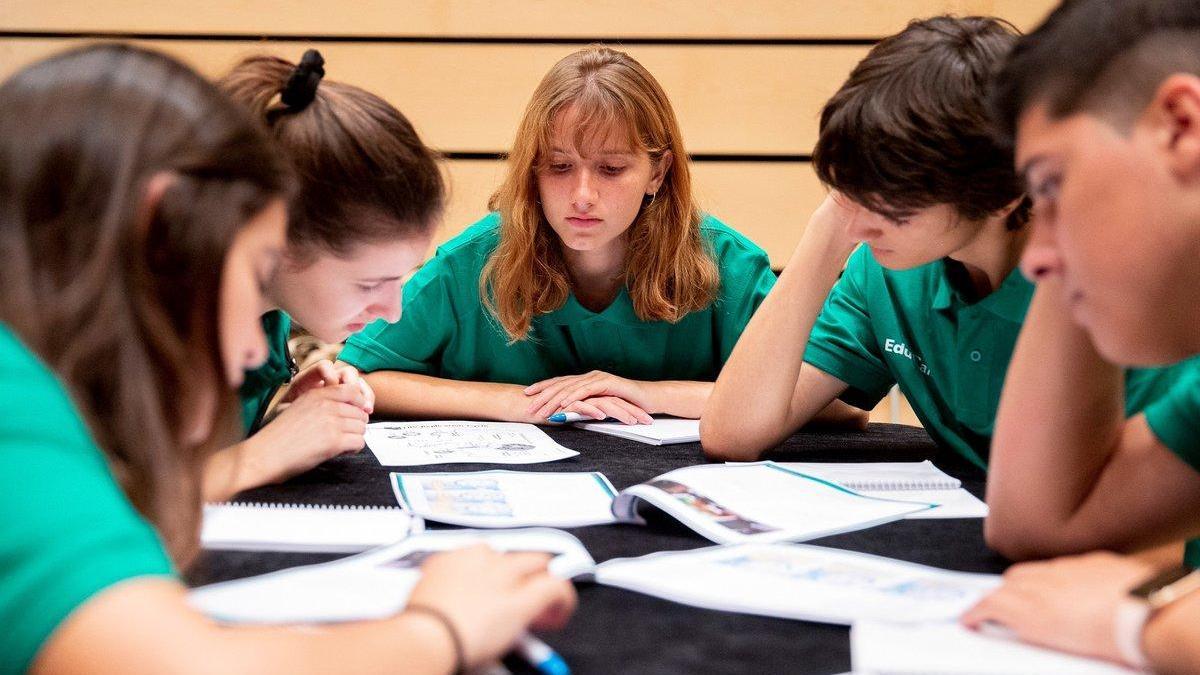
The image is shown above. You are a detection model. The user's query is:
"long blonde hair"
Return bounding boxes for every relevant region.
[482,45,719,342]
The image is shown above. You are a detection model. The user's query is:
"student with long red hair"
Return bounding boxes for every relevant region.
[340,45,859,426]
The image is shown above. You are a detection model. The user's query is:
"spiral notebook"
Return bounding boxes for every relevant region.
[201,502,424,553]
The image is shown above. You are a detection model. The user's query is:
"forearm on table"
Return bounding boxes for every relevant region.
[986,282,1127,558]
[363,370,524,421]
[702,238,847,457]
[202,439,271,502]
[640,380,711,419]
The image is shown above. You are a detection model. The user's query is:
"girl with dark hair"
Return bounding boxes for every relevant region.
[0,43,573,674]
[203,51,446,499]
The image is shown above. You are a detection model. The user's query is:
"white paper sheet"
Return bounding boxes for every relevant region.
[613,462,936,544]
[365,421,579,466]
[390,469,619,528]
[851,621,1137,674]
[594,543,1000,625]
[189,528,595,625]
[574,417,700,445]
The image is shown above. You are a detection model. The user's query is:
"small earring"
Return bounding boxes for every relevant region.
[644,192,657,207]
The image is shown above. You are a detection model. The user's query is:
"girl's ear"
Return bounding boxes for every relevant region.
[648,150,674,194]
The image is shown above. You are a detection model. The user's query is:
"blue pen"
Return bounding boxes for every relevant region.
[547,412,618,424]
[505,633,570,675]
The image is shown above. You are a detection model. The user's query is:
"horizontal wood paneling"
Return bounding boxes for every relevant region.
[0,1,1059,39]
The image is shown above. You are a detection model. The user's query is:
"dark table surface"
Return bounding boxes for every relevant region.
[188,423,1006,675]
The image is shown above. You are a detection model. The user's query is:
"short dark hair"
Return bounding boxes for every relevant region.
[813,16,1028,229]
[992,0,1200,143]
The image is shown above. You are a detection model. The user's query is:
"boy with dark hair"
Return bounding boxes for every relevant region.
[960,1,1200,670]
[702,15,1193,471]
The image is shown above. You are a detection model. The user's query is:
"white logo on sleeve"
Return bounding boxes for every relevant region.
[884,338,931,376]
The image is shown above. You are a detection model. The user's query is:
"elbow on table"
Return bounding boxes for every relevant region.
[983,514,1063,562]
[699,419,766,462]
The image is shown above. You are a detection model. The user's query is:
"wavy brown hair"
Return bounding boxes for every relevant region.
[219,53,444,260]
[482,45,719,342]
[0,44,291,563]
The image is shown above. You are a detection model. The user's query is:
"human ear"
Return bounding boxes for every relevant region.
[647,150,673,194]
[1148,74,1200,183]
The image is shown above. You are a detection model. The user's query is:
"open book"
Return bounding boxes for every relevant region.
[573,416,700,445]
[190,528,594,625]
[390,462,936,544]
[201,502,423,553]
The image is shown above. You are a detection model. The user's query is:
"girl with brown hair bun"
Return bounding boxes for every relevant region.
[339,45,792,425]
[205,50,446,500]
[0,43,573,675]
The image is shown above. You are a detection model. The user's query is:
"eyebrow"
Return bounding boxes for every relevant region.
[549,146,633,157]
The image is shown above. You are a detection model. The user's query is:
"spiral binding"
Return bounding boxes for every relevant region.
[208,502,402,511]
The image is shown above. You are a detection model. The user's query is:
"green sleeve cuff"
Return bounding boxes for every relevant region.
[804,340,896,410]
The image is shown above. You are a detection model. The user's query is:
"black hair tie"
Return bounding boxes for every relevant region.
[280,49,325,111]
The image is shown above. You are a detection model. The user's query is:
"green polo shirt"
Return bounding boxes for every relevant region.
[805,246,1198,470]
[238,310,295,434]
[1143,370,1200,567]
[339,212,776,384]
[0,324,173,674]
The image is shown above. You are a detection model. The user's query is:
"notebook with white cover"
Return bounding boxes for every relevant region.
[851,621,1137,674]
[201,502,422,553]
[774,461,960,490]
[189,528,594,625]
[759,461,988,520]
[574,417,700,445]
[593,543,1000,625]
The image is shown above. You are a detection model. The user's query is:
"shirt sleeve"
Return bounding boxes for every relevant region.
[802,247,897,410]
[1143,366,1200,473]
[0,363,173,673]
[713,239,777,366]
[338,259,459,375]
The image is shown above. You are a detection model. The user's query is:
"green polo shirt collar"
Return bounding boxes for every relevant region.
[541,287,644,326]
[931,259,1032,323]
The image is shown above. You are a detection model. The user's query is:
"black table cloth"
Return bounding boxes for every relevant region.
[188,423,1007,674]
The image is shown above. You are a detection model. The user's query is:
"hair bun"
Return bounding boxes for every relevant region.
[280,49,325,110]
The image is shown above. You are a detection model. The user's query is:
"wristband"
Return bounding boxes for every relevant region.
[406,603,466,675]
[1113,599,1152,671]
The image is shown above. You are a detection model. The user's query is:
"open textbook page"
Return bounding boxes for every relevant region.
[189,528,594,625]
[390,470,620,528]
[365,421,579,466]
[764,461,987,520]
[614,462,935,544]
[574,416,700,445]
[594,543,1000,625]
[851,621,1136,674]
